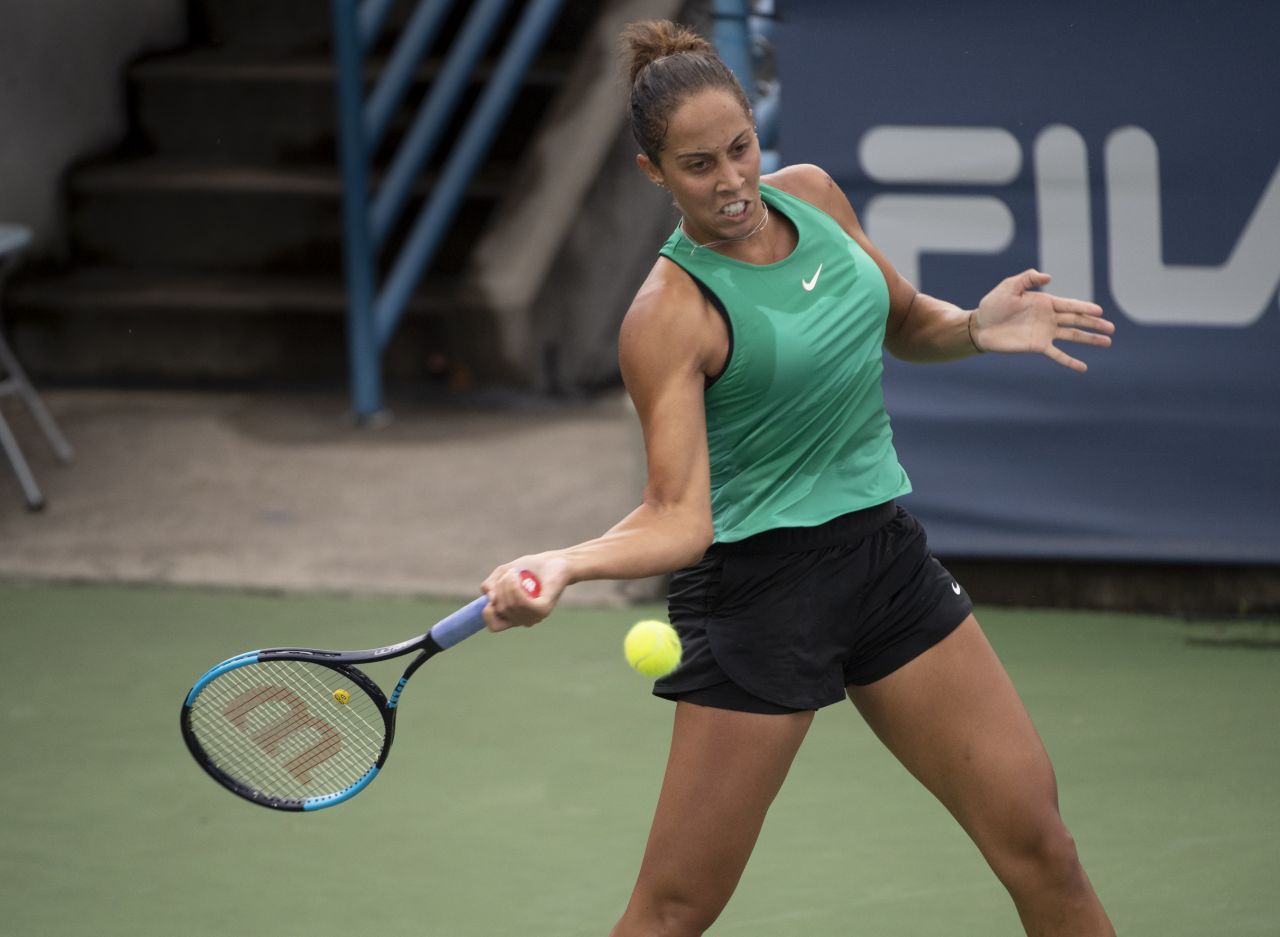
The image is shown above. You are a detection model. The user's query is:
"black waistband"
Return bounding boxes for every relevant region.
[709,500,897,555]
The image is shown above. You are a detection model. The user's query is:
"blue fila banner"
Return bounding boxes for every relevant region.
[773,1,1280,563]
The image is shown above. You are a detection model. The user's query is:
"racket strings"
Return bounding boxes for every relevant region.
[193,693,375,797]
[196,698,372,792]
[188,659,387,800]
[195,666,381,789]
[192,669,380,797]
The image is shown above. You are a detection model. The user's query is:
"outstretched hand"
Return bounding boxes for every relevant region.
[971,270,1115,372]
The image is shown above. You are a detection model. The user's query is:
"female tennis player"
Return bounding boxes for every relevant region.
[482,19,1116,936]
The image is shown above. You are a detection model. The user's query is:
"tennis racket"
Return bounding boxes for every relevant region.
[180,571,541,811]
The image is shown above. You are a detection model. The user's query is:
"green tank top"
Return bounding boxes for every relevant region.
[658,183,911,543]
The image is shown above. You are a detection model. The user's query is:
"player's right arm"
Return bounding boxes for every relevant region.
[482,259,720,630]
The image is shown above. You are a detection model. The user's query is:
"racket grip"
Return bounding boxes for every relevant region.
[430,571,542,650]
[430,596,490,650]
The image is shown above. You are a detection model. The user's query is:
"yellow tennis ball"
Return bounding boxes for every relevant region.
[624,619,682,678]
[332,688,350,705]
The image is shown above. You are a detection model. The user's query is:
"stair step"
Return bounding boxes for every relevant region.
[8,268,477,385]
[188,0,596,57]
[11,268,460,316]
[130,46,569,83]
[127,49,568,164]
[67,159,506,275]
[72,158,506,197]
[190,0,410,55]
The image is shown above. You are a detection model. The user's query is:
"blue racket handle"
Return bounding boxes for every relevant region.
[429,571,541,650]
[429,596,490,650]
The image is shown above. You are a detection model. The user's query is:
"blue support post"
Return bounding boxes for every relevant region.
[331,0,383,420]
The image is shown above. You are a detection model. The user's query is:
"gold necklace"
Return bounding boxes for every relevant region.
[680,201,769,254]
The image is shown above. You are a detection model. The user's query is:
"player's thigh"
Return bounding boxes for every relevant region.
[846,616,1060,847]
[632,702,814,910]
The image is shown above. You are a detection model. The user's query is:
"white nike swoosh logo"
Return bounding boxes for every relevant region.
[951,582,962,595]
[802,264,823,291]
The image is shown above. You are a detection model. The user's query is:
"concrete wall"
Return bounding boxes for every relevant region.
[0,0,186,256]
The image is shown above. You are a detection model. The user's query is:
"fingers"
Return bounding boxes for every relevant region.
[1044,344,1088,373]
[1057,326,1112,348]
[482,602,514,632]
[480,569,515,632]
[1046,317,1109,370]
[481,565,519,631]
[1054,305,1114,348]
[1011,268,1052,291]
[1049,294,1111,324]
[481,564,549,632]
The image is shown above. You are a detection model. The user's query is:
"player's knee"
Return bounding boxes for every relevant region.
[1000,817,1087,894]
[655,896,721,937]
[619,892,722,937]
[1033,824,1084,886]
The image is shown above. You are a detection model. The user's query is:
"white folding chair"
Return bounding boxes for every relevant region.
[0,224,74,510]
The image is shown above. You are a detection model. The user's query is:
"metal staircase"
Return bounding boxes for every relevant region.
[7,0,597,391]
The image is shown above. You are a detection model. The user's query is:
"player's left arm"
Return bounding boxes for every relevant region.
[766,163,1115,370]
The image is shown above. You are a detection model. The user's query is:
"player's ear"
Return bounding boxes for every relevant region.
[636,153,665,189]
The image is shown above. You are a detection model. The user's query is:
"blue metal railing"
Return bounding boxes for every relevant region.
[332,0,775,419]
[331,0,564,420]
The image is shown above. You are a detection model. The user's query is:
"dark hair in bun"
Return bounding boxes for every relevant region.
[619,20,752,162]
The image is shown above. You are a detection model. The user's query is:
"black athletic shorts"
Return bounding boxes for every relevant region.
[653,502,973,714]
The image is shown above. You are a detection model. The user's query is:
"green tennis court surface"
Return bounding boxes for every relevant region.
[2,581,1277,936]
